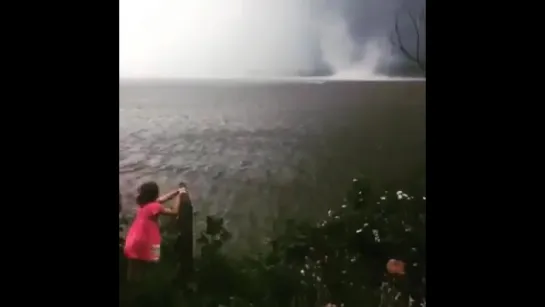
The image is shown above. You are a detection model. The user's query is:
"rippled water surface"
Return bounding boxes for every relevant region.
[120,80,425,249]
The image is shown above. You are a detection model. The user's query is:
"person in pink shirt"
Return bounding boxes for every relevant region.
[124,181,187,282]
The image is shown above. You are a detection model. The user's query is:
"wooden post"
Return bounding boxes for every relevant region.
[176,184,194,284]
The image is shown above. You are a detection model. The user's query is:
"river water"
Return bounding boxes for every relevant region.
[119,79,425,251]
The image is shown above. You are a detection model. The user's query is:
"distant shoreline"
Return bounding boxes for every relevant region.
[119,76,426,86]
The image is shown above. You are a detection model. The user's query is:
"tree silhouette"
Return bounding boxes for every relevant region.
[391,5,426,73]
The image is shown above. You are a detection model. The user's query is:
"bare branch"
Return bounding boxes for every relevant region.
[394,12,418,64]
[391,5,426,73]
[406,11,420,64]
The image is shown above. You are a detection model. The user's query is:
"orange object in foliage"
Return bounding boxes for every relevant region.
[386,259,406,275]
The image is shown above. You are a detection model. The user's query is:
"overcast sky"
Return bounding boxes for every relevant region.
[119,0,425,79]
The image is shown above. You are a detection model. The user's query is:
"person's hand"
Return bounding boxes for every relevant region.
[178,187,188,194]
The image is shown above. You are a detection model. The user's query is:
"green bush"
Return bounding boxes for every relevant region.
[119,176,426,307]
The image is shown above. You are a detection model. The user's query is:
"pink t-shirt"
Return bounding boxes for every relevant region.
[124,201,162,261]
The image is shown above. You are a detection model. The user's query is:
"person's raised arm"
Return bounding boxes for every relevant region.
[160,187,187,216]
[157,188,181,204]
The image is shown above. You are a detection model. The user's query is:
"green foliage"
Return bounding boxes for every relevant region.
[119,177,426,307]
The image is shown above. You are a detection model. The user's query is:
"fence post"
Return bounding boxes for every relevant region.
[176,190,194,284]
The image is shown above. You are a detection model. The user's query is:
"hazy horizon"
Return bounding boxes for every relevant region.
[119,76,426,83]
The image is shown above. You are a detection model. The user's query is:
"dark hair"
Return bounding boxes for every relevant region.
[136,181,160,206]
